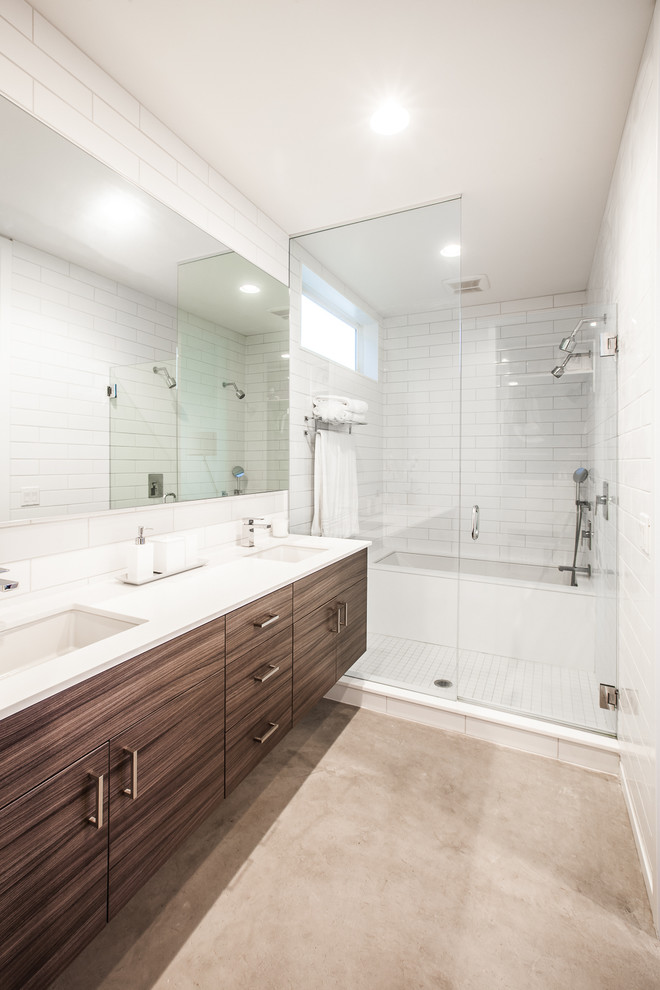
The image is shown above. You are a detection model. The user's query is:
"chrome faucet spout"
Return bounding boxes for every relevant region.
[241,517,272,548]
[0,567,19,591]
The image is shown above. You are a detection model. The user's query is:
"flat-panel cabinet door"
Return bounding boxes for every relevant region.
[0,743,109,990]
[108,670,225,918]
[336,576,368,679]
[293,600,339,724]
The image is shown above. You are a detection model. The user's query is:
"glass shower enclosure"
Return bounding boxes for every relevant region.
[290,197,617,737]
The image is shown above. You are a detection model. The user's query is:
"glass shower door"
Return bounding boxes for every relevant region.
[456,302,617,735]
[290,198,464,702]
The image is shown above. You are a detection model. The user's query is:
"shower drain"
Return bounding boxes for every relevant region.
[434,678,453,689]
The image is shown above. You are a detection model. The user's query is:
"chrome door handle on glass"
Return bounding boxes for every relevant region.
[471,505,480,541]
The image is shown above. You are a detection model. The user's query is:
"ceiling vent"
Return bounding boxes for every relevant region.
[443,274,490,295]
[268,307,290,320]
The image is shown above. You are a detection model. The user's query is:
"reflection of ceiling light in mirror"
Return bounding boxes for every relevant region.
[281,353,290,359]
[508,381,519,386]
[239,283,260,294]
[440,243,461,258]
[94,190,142,228]
[370,103,410,135]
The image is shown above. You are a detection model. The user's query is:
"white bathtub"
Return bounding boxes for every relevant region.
[369,550,595,672]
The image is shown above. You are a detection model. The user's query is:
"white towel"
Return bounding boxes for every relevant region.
[314,394,368,416]
[313,399,366,425]
[311,430,359,539]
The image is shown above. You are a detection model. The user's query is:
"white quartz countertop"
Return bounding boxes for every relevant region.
[0,535,370,720]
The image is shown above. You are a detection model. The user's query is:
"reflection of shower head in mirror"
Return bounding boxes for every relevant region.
[223,381,246,399]
[153,365,176,388]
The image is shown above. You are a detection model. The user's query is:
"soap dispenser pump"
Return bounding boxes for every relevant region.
[126,526,154,584]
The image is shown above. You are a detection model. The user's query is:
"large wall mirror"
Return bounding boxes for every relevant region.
[0,94,289,522]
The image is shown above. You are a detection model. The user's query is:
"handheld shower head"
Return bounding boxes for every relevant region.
[153,365,176,388]
[222,381,246,400]
[573,467,589,505]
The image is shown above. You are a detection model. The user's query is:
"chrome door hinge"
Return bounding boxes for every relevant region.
[599,683,619,710]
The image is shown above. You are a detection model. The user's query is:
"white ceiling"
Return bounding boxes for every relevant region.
[29,0,655,305]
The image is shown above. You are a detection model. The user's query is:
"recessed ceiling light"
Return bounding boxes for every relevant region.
[508,381,519,386]
[281,353,290,360]
[370,103,409,135]
[440,243,461,258]
[239,283,260,294]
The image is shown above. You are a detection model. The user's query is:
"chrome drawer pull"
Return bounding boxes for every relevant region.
[123,747,139,800]
[254,613,280,629]
[88,772,104,829]
[254,663,280,683]
[254,722,279,744]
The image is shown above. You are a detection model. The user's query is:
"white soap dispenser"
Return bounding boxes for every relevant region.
[126,526,154,584]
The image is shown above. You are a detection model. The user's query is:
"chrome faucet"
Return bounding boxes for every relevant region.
[0,567,19,592]
[242,517,271,547]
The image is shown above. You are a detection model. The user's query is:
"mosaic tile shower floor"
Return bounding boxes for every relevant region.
[348,633,614,733]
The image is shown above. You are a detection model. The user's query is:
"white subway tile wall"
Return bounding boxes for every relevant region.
[587,9,659,922]
[0,6,289,285]
[0,2,289,591]
[382,295,592,568]
[288,243,383,543]
[7,238,179,517]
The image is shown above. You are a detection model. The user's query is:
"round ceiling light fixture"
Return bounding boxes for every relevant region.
[370,102,410,135]
[440,243,461,258]
[239,283,260,294]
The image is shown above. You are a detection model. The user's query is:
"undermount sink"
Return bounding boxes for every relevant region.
[247,544,326,563]
[0,606,146,679]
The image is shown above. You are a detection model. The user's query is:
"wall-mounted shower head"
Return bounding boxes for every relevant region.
[223,381,246,399]
[153,365,176,388]
[552,315,605,376]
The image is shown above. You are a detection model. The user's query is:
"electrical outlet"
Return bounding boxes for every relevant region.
[21,486,40,506]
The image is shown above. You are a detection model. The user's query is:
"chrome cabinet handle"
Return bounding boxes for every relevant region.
[338,601,348,628]
[254,663,280,683]
[123,747,139,800]
[254,613,279,629]
[88,772,104,829]
[332,604,341,634]
[254,722,279,744]
[471,504,480,541]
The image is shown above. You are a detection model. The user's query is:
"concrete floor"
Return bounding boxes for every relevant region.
[53,700,660,990]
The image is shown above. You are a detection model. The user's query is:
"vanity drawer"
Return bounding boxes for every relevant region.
[225,586,292,663]
[226,639,292,730]
[225,679,292,795]
[293,549,367,619]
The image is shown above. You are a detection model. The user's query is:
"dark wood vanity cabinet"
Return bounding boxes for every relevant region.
[0,615,226,990]
[0,743,110,990]
[0,549,367,989]
[293,548,367,723]
[108,669,225,917]
[225,586,293,795]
